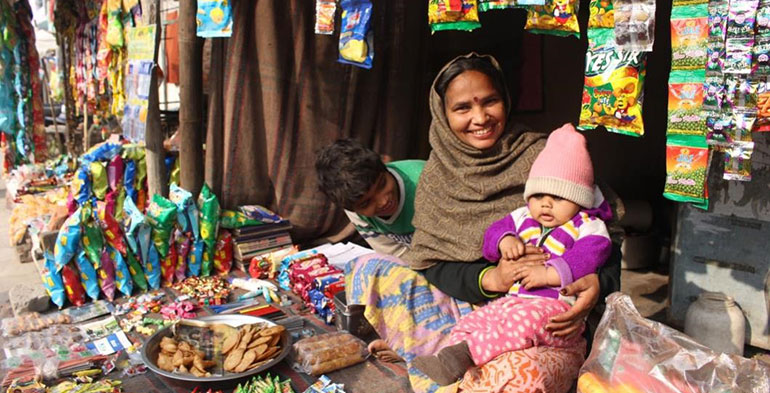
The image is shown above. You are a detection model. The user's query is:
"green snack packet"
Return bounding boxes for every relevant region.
[126,250,149,291]
[428,0,481,32]
[121,143,146,161]
[671,5,708,71]
[80,204,105,268]
[146,194,178,258]
[197,183,220,250]
[667,70,707,136]
[90,161,108,200]
[663,135,710,207]
[219,210,265,229]
[136,156,147,190]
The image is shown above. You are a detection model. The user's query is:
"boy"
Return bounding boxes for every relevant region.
[315,139,424,258]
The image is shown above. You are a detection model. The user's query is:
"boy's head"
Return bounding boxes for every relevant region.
[523,123,594,226]
[315,139,399,218]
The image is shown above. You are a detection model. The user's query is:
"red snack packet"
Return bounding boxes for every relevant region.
[97,202,127,255]
[213,230,233,275]
[248,256,271,279]
[99,249,117,301]
[137,188,147,212]
[175,231,191,282]
[161,234,178,284]
[107,155,124,191]
[61,262,86,306]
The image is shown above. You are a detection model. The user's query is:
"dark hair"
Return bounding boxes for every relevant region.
[434,55,509,110]
[315,138,387,210]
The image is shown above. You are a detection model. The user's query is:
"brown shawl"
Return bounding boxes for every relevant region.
[405,54,546,270]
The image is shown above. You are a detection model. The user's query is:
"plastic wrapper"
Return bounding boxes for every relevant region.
[147,194,178,258]
[239,205,284,223]
[196,0,233,38]
[90,161,108,200]
[667,71,706,136]
[725,37,755,74]
[671,5,708,71]
[480,0,542,12]
[169,184,199,238]
[73,167,91,205]
[107,155,124,192]
[145,244,162,289]
[75,251,100,301]
[338,0,374,69]
[708,0,728,40]
[115,187,126,221]
[754,37,770,75]
[755,77,770,131]
[126,250,148,292]
[292,332,368,376]
[663,135,709,206]
[588,0,614,28]
[124,197,151,264]
[124,159,137,202]
[758,0,770,37]
[137,188,147,212]
[613,0,655,52]
[308,288,335,324]
[213,230,233,275]
[723,141,754,181]
[706,112,733,146]
[724,75,758,110]
[80,204,105,267]
[54,207,82,272]
[109,246,133,297]
[97,201,127,255]
[703,73,725,110]
[188,239,204,277]
[706,39,725,74]
[175,231,191,281]
[428,0,481,32]
[525,0,580,38]
[219,210,265,229]
[198,184,220,275]
[41,252,66,308]
[81,143,121,165]
[577,292,770,393]
[98,249,117,301]
[60,263,86,307]
[161,233,178,284]
[579,28,647,137]
[202,248,213,277]
[315,0,336,35]
[727,0,759,39]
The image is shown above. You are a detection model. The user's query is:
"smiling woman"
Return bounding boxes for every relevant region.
[441,70,506,151]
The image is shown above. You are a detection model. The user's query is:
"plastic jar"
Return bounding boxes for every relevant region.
[684,291,745,356]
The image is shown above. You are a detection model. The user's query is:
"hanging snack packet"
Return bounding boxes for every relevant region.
[105,189,118,219]
[136,155,147,192]
[213,230,233,275]
[197,184,220,255]
[126,250,148,292]
[81,205,105,267]
[670,5,708,71]
[315,0,336,35]
[338,0,374,69]
[703,73,726,110]
[41,252,66,308]
[145,244,162,289]
[146,194,178,258]
[98,249,117,301]
[588,0,614,29]
[196,0,233,38]
[428,0,481,32]
[753,37,770,74]
[757,0,770,37]
[723,141,754,181]
[115,188,126,221]
[724,75,758,110]
[479,0,539,11]
[667,70,707,136]
[730,110,757,143]
[110,246,133,297]
[188,239,204,277]
[161,234,178,284]
[726,0,759,38]
[663,135,710,205]
[90,161,108,200]
[202,247,214,277]
[169,184,200,238]
[725,37,755,74]
[97,201,128,255]
[708,0,728,40]
[175,231,191,282]
[614,0,656,52]
[706,39,725,74]
[706,112,734,146]
[76,251,100,301]
[54,207,82,272]
[107,155,124,192]
[755,77,770,131]
[525,0,580,38]
[73,167,91,205]
[579,28,647,136]
[137,188,148,213]
[61,263,86,307]
[124,160,137,203]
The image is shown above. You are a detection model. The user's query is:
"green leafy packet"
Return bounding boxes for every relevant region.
[667,70,707,136]
[663,135,710,208]
[169,184,200,238]
[671,5,708,71]
[723,141,754,181]
[197,183,220,253]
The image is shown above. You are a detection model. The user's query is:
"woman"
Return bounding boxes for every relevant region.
[346,53,616,393]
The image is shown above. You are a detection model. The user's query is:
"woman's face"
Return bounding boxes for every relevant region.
[443,70,506,150]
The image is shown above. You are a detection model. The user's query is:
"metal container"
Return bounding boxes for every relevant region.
[333,291,373,339]
[141,314,291,383]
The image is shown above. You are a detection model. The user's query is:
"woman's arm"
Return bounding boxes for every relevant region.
[545,274,600,337]
[422,260,496,303]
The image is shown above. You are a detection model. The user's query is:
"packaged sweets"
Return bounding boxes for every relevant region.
[723,141,754,181]
[588,0,614,28]
[613,0,655,52]
[703,73,725,110]
[429,0,481,32]
[41,252,66,308]
[315,0,336,35]
[146,194,178,258]
[188,239,204,277]
[61,263,86,307]
[579,28,647,136]
[90,161,108,200]
[107,155,124,192]
[757,0,770,37]
[110,246,133,297]
[667,71,706,136]
[724,37,755,74]
[753,37,770,74]
[54,207,82,272]
[706,39,725,74]
[197,184,220,257]
[339,0,374,69]
[663,135,710,205]
[169,184,199,238]
[98,201,127,255]
[708,0,728,40]
[726,0,759,38]
[76,251,101,301]
[671,5,709,71]
[126,250,148,292]
[98,249,117,301]
[213,230,233,275]
[196,0,233,38]
[525,0,580,37]
[145,244,162,289]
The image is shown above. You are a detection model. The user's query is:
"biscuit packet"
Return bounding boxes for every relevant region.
[663,135,710,207]
[315,0,336,35]
[339,0,374,69]
[429,0,482,32]
[525,0,581,38]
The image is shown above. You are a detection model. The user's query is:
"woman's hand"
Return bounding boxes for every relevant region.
[481,245,549,293]
[545,274,600,338]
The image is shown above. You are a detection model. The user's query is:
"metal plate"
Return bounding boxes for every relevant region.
[141,315,292,382]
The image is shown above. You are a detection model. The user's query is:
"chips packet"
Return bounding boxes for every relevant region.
[145,244,162,289]
[115,187,126,221]
[124,197,152,264]
[315,0,336,35]
[706,112,734,146]
[136,155,147,191]
[588,0,614,28]
[723,141,754,181]
[61,263,86,307]
[169,184,200,238]
[703,73,726,110]
[80,204,105,267]
[107,155,124,192]
[137,188,147,213]
[146,194,178,258]
[196,0,233,38]
[98,249,117,301]
[667,70,707,136]
[75,250,100,301]
[161,233,178,284]
[726,0,759,39]
[175,231,191,282]
[126,250,148,292]
[479,0,536,12]
[757,0,770,37]
[525,0,580,38]
[54,207,82,272]
[97,201,127,255]
[197,183,220,254]
[706,39,726,74]
[724,37,755,74]
[124,159,137,203]
[708,0,728,40]
[579,28,647,136]
[671,5,709,71]
[41,252,66,308]
[188,239,204,277]
[755,77,770,131]
[338,0,374,69]
[219,210,265,229]
[213,230,233,275]
[90,161,108,200]
[428,0,481,32]
[73,167,91,205]
[81,142,121,166]
[663,135,710,206]
[110,246,133,296]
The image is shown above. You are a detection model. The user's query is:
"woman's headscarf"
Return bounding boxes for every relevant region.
[405,53,546,270]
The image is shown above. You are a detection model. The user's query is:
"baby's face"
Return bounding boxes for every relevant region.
[527,194,581,228]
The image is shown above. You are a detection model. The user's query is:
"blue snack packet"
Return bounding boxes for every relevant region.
[110,246,133,297]
[75,250,100,301]
[54,207,82,272]
[124,160,138,203]
[145,244,162,289]
[41,252,66,308]
[188,239,204,277]
[124,197,151,263]
[170,184,200,239]
[73,167,91,205]
[80,143,122,166]
[338,0,374,69]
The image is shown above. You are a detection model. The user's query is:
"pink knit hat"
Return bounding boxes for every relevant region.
[523,123,594,208]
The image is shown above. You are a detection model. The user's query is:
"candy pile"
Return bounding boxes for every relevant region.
[172,276,231,306]
[287,254,345,324]
[234,374,296,393]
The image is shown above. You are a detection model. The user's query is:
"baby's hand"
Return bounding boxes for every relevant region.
[499,236,526,260]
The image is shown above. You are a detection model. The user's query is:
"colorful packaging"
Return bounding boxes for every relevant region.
[239,205,284,223]
[124,159,137,202]
[706,112,734,146]
[724,37,755,74]
[757,0,770,37]
[213,230,233,275]
[525,0,581,38]
[315,0,337,35]
[202,248,213,277]
[613,0,655,52]
[145,244,162,289]
[115,187,126,221]
[110,246,133,296]
[663,135,710,206]
[90,161,108,200]
[81,205,105,267]
[146,194,178,258]
[338,0,374,69]
[588,0,614,28]
[428,0,481,32]
[73,167,91,205]
[726,0,759,38]
[75,251,100,301]
[479,0,540,12]
[703,73,726,110]
[706,39,725,74]
[188,239,205,277]
[708,0,728,40]
[671,5,709,71]
[197,183,220,259]
[196,0,233,38]
[41,252,66,308]
[169,184,199,238]
[54,207,82,272]
[723,141,754,181]
[753,37,770,74]
[98,249,117,301]
[124,197,151,263]
[107,155,124,192]
[161,234,178,284]
[81,143,121,165]
[61,263,86,307]
[579,28,647,136]
[724,75,758,110]
[755,77,770,131]
[97,202,127,255]
[125,250,148,292]
[219,210,265,229]
[175,231,191,282]
[667,71,707,136]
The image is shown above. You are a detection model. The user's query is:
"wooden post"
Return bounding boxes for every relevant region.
[143,0,168,197]
[178,0,204,195]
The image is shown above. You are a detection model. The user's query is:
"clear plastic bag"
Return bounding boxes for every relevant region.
[578,293,770,393]
[291,331,368,376]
